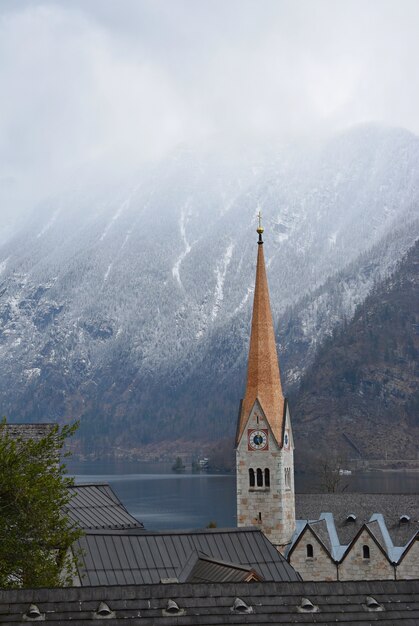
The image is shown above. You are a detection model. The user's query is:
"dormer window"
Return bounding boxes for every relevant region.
[94,602,115,619]
[166,600,181,614]
[162,600,185,617]
[399,515,410,524]
[364,596,384,612]
[23,605,44,621]
[232,598,253,614]
[298,597,318,613]
[346,514,357,523]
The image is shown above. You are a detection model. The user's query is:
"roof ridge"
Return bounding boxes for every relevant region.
[82,526,261,536]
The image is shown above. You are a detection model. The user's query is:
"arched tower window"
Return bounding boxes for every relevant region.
[249,468,255,487]
[306,544,314,558]
[363,545,370,559]
[284,467,291,489]
[256,468,263,487]
[264,468,270,487]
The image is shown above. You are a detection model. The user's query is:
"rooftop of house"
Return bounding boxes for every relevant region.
[73,526,300,586]
[66,483,144,531]
[296,492,419,546]
[2,579,419,624]
[66,484,419,571]
[177,551,263,583]
[291,493,419,563]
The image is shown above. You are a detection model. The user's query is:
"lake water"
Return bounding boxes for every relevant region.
[67,459,236,529]
[66,459,419,531]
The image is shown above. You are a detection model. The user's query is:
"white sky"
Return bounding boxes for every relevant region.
[1,0,419,225]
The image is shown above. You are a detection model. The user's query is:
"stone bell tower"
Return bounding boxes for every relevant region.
[236,214,295,551]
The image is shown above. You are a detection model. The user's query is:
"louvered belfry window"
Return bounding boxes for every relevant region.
[249,468,255,487]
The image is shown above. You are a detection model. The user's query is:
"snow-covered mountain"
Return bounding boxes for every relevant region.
[0,125,418,452]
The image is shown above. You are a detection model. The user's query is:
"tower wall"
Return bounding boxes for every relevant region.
[236,402,295,551]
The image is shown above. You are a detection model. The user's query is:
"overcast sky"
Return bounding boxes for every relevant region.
[1,0,419,226]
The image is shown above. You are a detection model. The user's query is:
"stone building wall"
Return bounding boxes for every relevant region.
[289,529,419,581]
[1,423,54,442]
[339,530,394,581]
[397,538,419,579]
[236,402,295,549]
[289,532,337,581]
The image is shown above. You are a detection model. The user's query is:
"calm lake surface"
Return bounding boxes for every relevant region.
[66,459,419,531]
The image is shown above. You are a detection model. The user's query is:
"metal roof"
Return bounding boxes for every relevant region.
[178,551,262,583]
[74,527,299,585]
[66,484,144,531]
[307,518,332,554]
[2,579,419,624]
[296,492,419,546]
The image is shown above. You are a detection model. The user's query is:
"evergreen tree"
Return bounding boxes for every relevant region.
[0,420,82,588]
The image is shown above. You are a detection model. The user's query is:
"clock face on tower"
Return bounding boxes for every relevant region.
[248,429,269,451]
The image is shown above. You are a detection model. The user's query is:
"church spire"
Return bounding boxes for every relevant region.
[236,213,285,445]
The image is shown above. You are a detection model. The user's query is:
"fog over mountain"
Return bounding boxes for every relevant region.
[0,124,417,452]
[2,0,419,230]
[1,2,419,454]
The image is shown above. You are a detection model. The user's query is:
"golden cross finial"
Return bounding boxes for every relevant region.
[256,210,264,236]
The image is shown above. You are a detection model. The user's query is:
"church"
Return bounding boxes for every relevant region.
[235,215,419,581]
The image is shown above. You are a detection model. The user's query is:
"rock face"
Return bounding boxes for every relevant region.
[293,239,419,461]
[0,124,418,455]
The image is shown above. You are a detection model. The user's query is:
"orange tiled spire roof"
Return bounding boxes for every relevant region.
[236,213,285,445]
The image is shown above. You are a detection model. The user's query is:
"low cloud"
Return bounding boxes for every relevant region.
[1,0,419,224]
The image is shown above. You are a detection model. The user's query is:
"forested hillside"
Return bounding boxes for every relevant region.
[292,239,419,460]
[0,124,418,457]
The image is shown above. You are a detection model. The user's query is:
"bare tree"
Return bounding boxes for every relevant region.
[317,454,349,493]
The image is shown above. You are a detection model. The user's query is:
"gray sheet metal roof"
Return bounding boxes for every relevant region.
[365,519,388,554]
[307,518,332,554]
[296,493,419,546]
[2,579,419,624]
[74,527,299,585]
[66,484,144,530]
[178,551,262,583]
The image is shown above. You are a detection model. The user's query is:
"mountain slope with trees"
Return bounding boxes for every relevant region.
[292,239,419,461]
[0,124,418,456]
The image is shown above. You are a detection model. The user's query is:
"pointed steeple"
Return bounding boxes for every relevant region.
[236,214,285,445]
